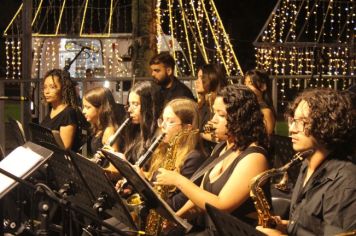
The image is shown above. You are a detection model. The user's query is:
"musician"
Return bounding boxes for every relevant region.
[146,98,205,211]
[41,69,82,151]
[257,88,356,235]
[195,64,228,132]
[195,64,228,153]
[155,85,270,234]
[243,69,276,135]
[82,87,119,155]
[150,52,195,104]
[120,81,163,164]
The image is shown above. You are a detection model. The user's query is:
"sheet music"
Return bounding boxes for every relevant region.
[0,146,43,194]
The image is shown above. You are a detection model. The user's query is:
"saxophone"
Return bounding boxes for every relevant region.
[144,129,198,236]
[249,149,314,228]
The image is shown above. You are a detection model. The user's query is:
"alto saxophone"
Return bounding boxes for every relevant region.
[145,129,198,236]
[249,149,314,228]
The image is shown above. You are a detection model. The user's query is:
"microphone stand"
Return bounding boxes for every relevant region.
[63,47,86,72]
[0,167,129,236]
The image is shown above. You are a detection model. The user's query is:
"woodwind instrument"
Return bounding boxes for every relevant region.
[249,149,314,228]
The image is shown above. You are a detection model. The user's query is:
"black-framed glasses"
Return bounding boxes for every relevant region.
[288,117,308,132]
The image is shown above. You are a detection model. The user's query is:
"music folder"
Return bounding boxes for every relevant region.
[101,149,193,233]
[0,142,53,199]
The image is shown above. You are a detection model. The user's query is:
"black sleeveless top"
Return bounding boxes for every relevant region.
[202,146,269,226]
[89,133,103,156]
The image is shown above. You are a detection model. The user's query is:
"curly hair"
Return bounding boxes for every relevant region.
[218,85,268,151]
[286,88,355,156]
[83,87,118,134]
[42,69,79,108]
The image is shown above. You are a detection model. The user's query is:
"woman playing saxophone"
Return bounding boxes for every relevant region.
[155,85,270,234]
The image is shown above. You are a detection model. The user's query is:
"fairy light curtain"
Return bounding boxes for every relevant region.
[3,0,132,80]
[254,0,355,106]
[156,0,243,77]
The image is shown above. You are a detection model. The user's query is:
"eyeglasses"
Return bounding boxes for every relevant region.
[288,117,308,132]
[157,118,181,128]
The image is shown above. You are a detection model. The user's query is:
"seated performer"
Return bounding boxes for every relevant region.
[82,87,119,155]
[195,64,228,153]
[257,88,356,236]
[146,98,205,211]
[243,69,276,135]
[120,81,163,164]
[41,69,82,151]
[155,85,270,234]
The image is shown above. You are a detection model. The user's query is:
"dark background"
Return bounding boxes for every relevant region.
[0,0,277,76]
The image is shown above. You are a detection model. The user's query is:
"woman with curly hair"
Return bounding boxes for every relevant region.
[258,88,356,236]
[41,69,82,151]
[155,85,270,233]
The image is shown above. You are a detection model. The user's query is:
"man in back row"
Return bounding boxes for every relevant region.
[150,52,195,104]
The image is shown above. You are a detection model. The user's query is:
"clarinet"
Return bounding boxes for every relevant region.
[135,133,166,168]
[95,117,130,167]
[107,117,131,146]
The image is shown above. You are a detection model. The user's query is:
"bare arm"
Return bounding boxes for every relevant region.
[102,126,119,151]
[262,108,276,135]
[156,153,269,212]
[59,124,76,150]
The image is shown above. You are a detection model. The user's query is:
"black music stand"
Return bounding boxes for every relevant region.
[68,150,137,231]
[7,117,27,146]
[205,203,266,236]
[0,142,53,234]
[101,149,193,233]
[28,123,64,150]
[40,143,136,235]
[0,142,53,199]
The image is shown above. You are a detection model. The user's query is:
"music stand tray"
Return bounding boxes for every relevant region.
[101,149,192,233]
[205,203,266,236]
[0,142,53,199]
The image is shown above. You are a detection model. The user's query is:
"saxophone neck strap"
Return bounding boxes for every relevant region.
[190,142,234,183]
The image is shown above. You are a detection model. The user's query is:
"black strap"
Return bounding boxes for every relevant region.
[190,142,233,183]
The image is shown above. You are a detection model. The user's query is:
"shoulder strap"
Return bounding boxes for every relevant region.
[190,142,232,183]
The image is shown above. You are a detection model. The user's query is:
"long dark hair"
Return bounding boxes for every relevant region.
[243,69,274,110]
[199,63,228,93]
[123,81,163,162]
[83,87,118,134]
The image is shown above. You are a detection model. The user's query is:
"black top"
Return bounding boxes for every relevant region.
[89,133,103,156]
[151,150,205,211]
[202,146,269,226]
[40,106,81,151]
[155,77,195,105]
[288,155,356,236]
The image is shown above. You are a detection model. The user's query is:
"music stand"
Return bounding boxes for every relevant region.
[101,149,193,233]
[0,142,53,199]
[28,123,65,150]
[68,150,137,231]
[7,117,27,146]
[205,203,266,236]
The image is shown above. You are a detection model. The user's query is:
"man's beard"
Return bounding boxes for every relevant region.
[154,75,172,88]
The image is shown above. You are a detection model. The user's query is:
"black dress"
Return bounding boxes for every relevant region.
[190,146,269,235]
[41,106,81,151]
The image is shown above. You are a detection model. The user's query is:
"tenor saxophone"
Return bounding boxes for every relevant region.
[249,149,314,228]
[145,129,198,236]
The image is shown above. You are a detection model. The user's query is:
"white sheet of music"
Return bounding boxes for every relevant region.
[0,146,43,194]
